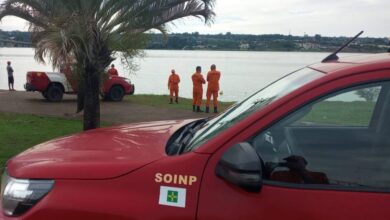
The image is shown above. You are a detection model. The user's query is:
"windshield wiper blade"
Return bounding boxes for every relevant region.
[173,119,208,155]
[180,119,208,144]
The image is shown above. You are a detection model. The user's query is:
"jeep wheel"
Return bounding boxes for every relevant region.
[46,85,63,102]
[41,91,48,99]
[109,85,124,102]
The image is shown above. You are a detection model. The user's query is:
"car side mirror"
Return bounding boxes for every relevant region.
[215,142,262,192]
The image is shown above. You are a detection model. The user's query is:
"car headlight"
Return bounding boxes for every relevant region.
[1,171,54,216]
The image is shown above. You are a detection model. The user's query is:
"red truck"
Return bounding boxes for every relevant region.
[24,69,135,102]
[2,51,390,219]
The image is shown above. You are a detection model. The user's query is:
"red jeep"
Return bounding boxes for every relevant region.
[24,67,135,102]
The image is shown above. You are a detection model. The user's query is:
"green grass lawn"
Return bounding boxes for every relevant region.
[125,94,235,112]
[0,112,83,172]
[298,101,376,126]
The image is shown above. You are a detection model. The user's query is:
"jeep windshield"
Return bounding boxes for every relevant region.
[182,67,324,153]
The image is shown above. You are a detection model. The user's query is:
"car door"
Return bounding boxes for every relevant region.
[197,77,390,220]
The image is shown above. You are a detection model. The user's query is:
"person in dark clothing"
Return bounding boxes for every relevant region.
[7,61,15,91]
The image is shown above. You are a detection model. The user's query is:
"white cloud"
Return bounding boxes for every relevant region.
[0,16,29,31]
[189,0,390,37]
[0,0,389,37]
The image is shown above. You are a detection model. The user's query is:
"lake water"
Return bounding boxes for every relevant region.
[0,48,362,101]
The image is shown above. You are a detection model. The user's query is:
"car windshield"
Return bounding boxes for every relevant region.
[183,67,324,153]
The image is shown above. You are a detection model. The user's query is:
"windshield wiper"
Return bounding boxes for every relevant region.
[178,119,209,154]
[168,119,208,155]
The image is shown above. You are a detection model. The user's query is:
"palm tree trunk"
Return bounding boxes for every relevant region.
[76,80,84,114]
[83,60,100,130]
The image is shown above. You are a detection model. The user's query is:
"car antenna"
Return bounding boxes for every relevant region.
[322,31,364,63]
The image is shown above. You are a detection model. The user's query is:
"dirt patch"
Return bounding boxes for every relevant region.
[0,91,208,124]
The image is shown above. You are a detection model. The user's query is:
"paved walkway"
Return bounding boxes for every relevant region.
[0,90,205,124]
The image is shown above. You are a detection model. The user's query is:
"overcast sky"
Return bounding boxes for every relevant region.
[0,0,389,38]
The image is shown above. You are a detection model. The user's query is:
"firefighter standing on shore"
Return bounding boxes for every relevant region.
[167,69,180,104]
[206,64,221,113]
[191,66,206,112]
[108,64,119,77]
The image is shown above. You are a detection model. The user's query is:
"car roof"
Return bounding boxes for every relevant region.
[309,53,390,74]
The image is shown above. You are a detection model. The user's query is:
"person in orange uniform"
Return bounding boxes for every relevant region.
[191,66,206,112]
[206,64,221,113]
[167,69,180,104]
[108,64,119,77]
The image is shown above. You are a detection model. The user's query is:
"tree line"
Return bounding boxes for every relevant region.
[148,32,390,53]
[2,30,389,53]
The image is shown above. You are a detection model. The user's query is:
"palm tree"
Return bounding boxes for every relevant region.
[0,0,215,130]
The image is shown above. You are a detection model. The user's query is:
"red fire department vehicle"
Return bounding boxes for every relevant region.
[1,34,390,219]
[24,68,135,102]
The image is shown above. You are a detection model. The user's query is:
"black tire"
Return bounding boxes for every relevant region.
[129,85,135,95]
[109,85,124,102]
[100,93,108,101]
[46,85,63,102]
[41,91,48,99]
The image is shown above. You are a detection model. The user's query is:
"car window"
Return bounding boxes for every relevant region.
[184,68,323,153]
[250,81,390,190]
[293,86,381,127]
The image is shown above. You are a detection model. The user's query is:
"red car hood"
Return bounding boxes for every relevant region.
[7,120,193,180]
